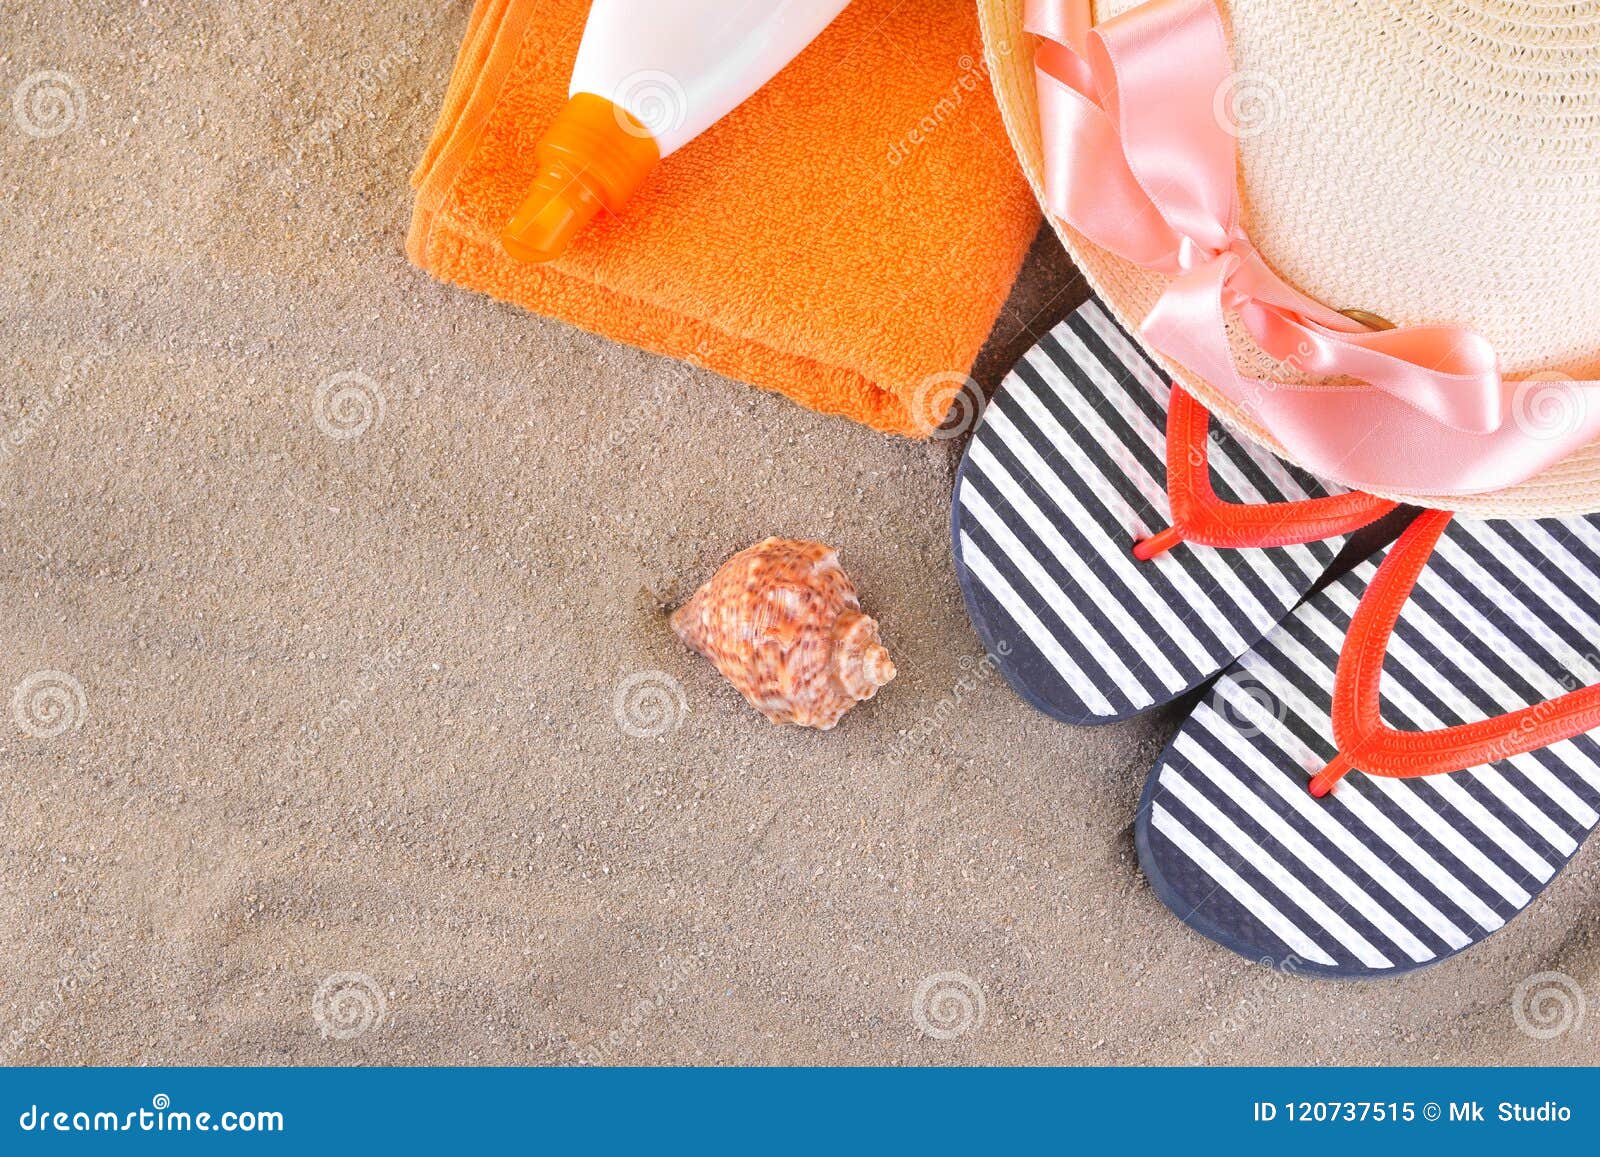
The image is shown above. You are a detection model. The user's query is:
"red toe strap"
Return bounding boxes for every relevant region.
[1311,509,1600,796]
[1133,388,1397,560]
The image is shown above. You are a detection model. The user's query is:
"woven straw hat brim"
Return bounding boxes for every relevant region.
[977,0,1600,517]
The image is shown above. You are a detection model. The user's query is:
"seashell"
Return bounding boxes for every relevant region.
[670,538,895,730]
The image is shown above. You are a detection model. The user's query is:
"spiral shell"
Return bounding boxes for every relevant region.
[670,538,895,730]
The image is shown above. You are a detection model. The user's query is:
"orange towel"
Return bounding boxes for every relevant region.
[407,0,1039,436]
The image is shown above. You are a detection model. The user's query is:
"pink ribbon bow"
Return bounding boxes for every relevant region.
[1029,0,1600,496]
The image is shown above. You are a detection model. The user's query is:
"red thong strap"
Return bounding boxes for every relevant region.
[1310,509,1600,797]
[1133,387,1397,560]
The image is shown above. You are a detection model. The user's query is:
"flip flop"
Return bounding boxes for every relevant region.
[1138,509,1600,977]
[951,297,1395,724]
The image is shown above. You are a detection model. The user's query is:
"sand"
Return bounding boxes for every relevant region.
[0,0,1595,1066]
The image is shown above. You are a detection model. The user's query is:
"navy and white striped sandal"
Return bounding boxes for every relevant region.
[952,297,1395,724]
[1139,510,1600,977]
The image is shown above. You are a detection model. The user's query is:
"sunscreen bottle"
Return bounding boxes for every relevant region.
[502,0,852,262]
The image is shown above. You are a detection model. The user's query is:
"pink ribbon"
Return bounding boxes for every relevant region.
[1029,0,1600,496]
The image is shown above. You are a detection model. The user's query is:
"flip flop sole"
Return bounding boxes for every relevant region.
[952,298,1347,725]
[1138,515,1600,978]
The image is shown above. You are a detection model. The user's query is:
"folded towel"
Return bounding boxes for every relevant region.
[407,0,1039,436]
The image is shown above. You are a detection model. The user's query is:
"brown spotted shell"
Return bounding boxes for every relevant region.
[670,538,895,730]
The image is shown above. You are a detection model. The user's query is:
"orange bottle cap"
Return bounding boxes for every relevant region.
[502,93,660,263]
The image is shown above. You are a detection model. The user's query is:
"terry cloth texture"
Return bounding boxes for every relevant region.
[408,0,1040,437]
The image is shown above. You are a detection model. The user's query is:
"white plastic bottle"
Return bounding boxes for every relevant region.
[502,0,852,263]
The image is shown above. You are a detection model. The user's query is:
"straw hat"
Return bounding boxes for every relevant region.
[977,0,1600,516]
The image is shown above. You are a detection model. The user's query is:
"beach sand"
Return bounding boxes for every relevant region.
[1,0,1595,1065]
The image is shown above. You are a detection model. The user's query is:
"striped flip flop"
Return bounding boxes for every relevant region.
[1139,510,1600,977]
[952,298,1395,724]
